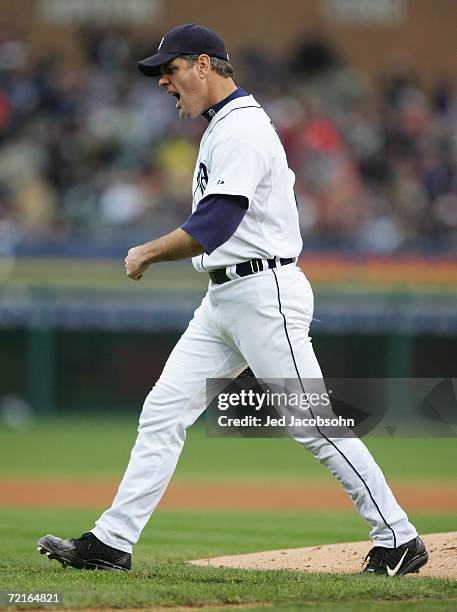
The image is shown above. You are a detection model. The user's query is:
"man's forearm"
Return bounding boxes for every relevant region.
[142,228,204,263]
[125,228,205,281]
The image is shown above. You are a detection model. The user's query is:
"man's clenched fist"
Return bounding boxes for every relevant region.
[125,245,150,281]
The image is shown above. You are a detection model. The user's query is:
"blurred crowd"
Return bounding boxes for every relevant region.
[0,27,456,256]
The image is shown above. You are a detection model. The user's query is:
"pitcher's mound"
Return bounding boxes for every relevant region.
[191,532,457,580]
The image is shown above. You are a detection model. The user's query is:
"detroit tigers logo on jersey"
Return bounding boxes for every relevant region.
[196,162,208,198]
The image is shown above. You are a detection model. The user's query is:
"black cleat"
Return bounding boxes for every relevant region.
[363,535,428,576]
[37,532,131,571]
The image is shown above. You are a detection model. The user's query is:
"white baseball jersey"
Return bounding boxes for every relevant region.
[191,95,302,272]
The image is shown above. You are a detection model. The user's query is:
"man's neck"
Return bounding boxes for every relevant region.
[202,82,249,122]
[206,79,237,109]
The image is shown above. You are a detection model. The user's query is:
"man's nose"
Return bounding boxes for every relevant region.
[158,75,169,87]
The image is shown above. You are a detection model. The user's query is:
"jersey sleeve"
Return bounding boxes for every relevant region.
[181,194,248,254]
[202,136,269,204]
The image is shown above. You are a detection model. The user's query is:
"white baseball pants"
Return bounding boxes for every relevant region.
[92,264,417,553]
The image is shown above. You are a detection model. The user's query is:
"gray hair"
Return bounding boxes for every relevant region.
[180,54,234,78]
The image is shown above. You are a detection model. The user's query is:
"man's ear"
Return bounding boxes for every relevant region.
[197,54,211,78]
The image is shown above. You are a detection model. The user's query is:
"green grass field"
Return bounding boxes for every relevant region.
[1,417,456,482]
[0,418,456,610]
[1,508,457,611]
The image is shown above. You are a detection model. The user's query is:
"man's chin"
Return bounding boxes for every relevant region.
[177,105,200,120]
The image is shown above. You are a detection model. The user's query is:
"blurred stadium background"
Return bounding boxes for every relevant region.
[0,0,456,419]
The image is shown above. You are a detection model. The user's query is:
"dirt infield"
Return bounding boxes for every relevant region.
[191,532,457,580]
[0,477,456,512]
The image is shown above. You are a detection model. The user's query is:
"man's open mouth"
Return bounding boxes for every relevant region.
[168,91,181,107]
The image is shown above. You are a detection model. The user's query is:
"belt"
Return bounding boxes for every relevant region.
[208,257,295,285]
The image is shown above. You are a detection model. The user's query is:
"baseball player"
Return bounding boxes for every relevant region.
[38,24,428,576]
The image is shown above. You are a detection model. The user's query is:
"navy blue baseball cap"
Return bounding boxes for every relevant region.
[138,24,229,77]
